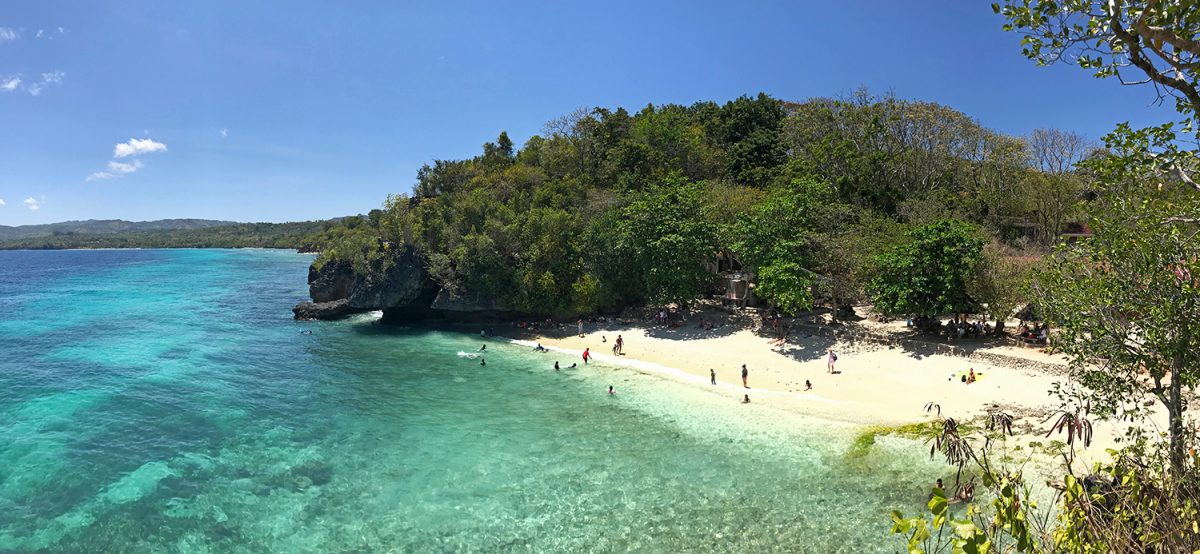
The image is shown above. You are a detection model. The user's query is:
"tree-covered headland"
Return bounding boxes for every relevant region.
[315,91,1089,320]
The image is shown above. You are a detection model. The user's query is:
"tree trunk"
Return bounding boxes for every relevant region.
[1169,356,1186,471]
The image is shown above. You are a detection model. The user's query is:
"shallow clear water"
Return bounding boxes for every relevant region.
[0,249,945,552]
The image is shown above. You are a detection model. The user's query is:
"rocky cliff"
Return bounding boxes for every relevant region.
[292,246,508,321]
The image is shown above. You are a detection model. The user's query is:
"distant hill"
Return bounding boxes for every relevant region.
[0,219,238,241]
[0,218,356,250]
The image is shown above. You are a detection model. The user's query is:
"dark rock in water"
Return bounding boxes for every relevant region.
[308,260,356,303]
[293,299,358,320]
[347,246,438,311]
[294,245,513,322]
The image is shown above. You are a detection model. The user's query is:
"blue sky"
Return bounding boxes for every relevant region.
[0,1,1175,225]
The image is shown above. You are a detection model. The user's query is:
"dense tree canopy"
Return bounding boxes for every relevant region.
[867,220,988,320]
[313,91,1088,318]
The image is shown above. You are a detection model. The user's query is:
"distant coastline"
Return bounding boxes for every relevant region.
[0,218,337,250]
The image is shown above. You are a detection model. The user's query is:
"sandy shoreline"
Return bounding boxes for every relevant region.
[492,313,1155,465]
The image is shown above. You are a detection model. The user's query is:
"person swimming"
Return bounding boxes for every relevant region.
[569,363,577,369]
[479,344,487,352]
[608,385,615,395]
[300,330,313,335]
[534,343,547,352]
[480,358,486,366]
[554,361,560,371]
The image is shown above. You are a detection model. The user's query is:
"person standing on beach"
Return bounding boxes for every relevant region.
[741,364,748,388]
[615,334,624,355]
[578,319,584,338]
[710,368,717,385]
[827,349,838,374]
[582,348,591,364]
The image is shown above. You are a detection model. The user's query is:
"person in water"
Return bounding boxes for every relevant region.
[608,385,615,395]
[569,363,577,369]
[554,361,560,371]
[300,330,313,335]
[582,348,592,364]
[741,364,749,388]
[479,344,487,352]
[480,358,486,366]
[742,394,751,404]
[804,379,812,391]
[710,368,717,385]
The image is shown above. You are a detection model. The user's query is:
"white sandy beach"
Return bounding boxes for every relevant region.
[523,312,1166,464]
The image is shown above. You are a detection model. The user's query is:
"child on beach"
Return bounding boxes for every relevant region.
[827,349,838,373]
[741,394,750,404]
[804,380,812,391]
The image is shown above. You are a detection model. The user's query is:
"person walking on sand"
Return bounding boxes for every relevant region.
[804,380,812,391]
[582,348,591,364]
[741,364,748,388]
[615,335,624,355]
[710,368,717,385]
[827,349,838,374]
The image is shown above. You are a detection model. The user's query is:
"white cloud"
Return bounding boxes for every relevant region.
[220,128,228,138]
[108,159,143,174]
[113,138,167,158]
[0,27,18,42]
[88,139,167,181]
[0,198,6,206]
[23,197,39,211]
[1,76,20,92]
[27,83,42,96]
[57,27,64,34]
[35,29,42,38]
[41,71,64,84]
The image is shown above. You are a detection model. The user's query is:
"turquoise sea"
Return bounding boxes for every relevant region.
[0,249,945,552]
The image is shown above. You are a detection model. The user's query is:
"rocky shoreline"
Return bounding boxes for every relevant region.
[292,246,511,322]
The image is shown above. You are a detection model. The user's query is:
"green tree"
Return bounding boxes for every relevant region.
[868,220,987,323]
[1031,194,1200,469]
[732,177,833,314]
[600,177,717,306]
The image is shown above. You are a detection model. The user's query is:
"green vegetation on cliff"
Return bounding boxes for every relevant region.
[317,91,1088,317]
